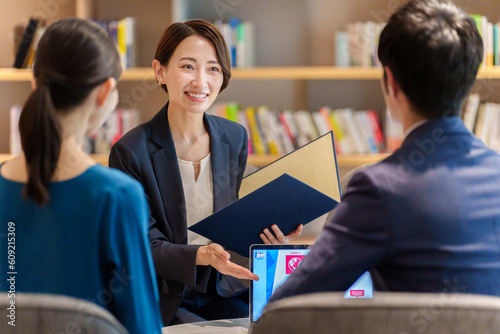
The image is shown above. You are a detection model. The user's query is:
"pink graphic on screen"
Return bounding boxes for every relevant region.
[285,255,305,274]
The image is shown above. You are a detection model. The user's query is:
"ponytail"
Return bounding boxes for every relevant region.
[18,80,62,206]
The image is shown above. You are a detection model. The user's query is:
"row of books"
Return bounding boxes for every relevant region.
[9,105,139,155]
[13,17,46,68]
[84,108,139,154]
[471,15,500,67]
[462,94,500,151]
[215,18,256,68]
[335,13,498,68]
[210,103,393,156]
[93,17,137,69]
[13,17,136,69]
[335,22,386,67]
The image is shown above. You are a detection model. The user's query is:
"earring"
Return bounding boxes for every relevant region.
[158,82,162,86]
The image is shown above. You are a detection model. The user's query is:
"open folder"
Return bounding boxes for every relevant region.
[188,132,341,256]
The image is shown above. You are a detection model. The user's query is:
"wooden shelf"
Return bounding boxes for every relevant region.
[0,68,33,81]
[3,67,500,82]
[231,67,384,80]
[0,153,389,168]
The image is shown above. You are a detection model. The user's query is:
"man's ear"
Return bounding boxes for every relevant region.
[96,78,117,107]
[384,66,399,98]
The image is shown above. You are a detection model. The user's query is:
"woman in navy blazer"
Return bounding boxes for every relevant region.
[109,20,301,326]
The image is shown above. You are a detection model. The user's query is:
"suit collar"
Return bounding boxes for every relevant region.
[150,103,186,243]
[401,116,469,148]
[151,103,227,149]
[204,114,231,211]
[151,103,171,148]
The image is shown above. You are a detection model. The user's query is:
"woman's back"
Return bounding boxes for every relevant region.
[0,164,163,333]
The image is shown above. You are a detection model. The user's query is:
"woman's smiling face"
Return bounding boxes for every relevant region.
[163,35,224,115]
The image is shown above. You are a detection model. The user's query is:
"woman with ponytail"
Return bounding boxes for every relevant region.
[0,18,162,333]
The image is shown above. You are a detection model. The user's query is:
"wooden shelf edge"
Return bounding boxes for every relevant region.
[3,67,500,81]
[0,153,111,166]
[0,68,33,81]
[0,153,389,168]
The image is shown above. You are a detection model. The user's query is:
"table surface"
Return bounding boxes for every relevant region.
[162,318,249,334]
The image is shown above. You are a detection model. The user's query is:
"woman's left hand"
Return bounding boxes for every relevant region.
[260,224,303,245]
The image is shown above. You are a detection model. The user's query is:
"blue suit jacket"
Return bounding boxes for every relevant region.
[109,103,248,325]
[270,117,500,302]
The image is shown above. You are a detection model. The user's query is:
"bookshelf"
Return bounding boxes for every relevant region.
[1,0,500,177]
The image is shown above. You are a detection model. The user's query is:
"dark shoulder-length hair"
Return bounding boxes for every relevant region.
[154,19,231,93]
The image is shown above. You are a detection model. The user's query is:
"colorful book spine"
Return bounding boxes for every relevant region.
[215,18,256,68]
[14,18,44,69]
[278,112,298,149]
[93,18,136,68]
[366,110,385,152]
[487,23,494,66]
[238,111,254,155]
[246,107,267,155]
[494,24,499,66]
[228,18,240,68]
[226,103,240,123]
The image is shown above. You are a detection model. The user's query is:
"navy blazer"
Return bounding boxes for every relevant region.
[109,103,248,325]
[270,117,500,302]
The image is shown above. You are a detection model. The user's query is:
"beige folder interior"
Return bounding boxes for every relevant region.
[239,133,341,203]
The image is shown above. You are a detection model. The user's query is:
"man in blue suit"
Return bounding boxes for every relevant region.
[270,0,500,302]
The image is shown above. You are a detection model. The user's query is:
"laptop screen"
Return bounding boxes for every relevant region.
[249,244,373,323]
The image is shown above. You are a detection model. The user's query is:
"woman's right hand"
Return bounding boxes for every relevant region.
[196,243,259,281]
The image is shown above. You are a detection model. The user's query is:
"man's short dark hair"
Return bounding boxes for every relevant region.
[378,0,483,118]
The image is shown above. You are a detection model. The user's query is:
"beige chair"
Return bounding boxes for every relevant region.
[249,292,500,334]
[0,293,127,334]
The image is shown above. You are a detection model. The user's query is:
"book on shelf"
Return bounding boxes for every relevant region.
[384,110,404,152]
[462,93,481,132]
[9,105,22,155]
[460,94,500,152]
[93,17,136,69]
[338,21,385,67]
[335,31,350,67]
[212,102,391,157]
[84,108,139,154]
[215,18,256,68]
[13,17,46,69]
[470,14,500,66]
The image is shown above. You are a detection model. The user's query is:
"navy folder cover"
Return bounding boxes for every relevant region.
[188,173,338,256]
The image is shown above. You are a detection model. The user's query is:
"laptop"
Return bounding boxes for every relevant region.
[249,244,373,323]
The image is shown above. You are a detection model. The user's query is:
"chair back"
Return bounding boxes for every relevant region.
[0,293,128,334]
[249,292,500,334]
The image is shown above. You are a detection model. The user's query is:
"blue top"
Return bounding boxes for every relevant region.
[0,164,163,334]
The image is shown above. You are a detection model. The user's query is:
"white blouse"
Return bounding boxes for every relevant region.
[177,153,214,245]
